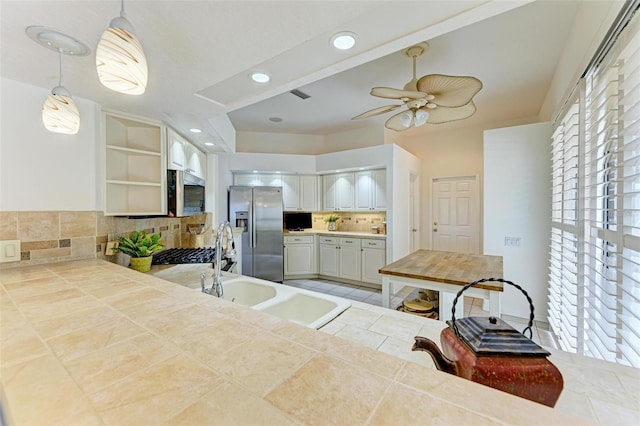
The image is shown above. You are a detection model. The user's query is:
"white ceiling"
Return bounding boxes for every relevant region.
[0,1,580,153]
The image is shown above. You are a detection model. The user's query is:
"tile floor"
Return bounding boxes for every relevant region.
[283,278,559,350]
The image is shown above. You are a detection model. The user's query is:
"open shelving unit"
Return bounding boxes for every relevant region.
[102,111,166,216]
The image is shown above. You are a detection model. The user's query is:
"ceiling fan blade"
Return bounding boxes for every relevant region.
[385,110,413,131]
[351,104,401,120]
[417,74,482,107]
[371,87,426,100]
[425,101,477,124]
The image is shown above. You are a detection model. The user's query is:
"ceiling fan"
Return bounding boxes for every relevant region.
[351,42,482,131]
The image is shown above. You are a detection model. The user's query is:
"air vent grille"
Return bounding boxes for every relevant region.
[290,89,310,100]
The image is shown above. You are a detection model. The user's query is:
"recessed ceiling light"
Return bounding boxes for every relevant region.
[204,142,214,146]
[189,128,202,133]
[251,72,270,83]
[269,117,283,123]
[252,170,258,173]
[359,167,365,170]
[331,32,356,50]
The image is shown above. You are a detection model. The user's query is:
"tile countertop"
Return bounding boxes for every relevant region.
[284,230,387,239]
[1,259,592,425]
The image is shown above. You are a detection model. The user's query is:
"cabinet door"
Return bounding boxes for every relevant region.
[234,174,257,186]
[361,248,385,284]
[336,173,354,211]
[284,244,314,275]
[185,143,206,179]
[372,169,387,210]
[339,242,361,281]
[319,244,339,277]
[282,175,300,211]
[354,171,372,210]
[167,129,186,171]
[299,175,318,211]
[322,175,337,211]
[255,174,282,187]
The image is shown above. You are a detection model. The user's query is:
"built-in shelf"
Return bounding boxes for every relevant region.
[102,110,166,216]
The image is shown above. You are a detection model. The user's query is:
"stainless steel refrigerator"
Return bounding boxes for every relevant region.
[229,186,283,282]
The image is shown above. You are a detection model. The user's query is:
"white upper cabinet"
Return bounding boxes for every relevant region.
[167,128,186,171]
[323,173,354,211]
[283,175,318,211]
[233,173,281,187]
[355,169,386,211]
[167,128,206,180]
[185,143,206,180]
[103,110,166,216]
[322,174,338,211]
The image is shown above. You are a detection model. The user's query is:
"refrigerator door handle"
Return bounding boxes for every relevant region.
[251,198,257,249]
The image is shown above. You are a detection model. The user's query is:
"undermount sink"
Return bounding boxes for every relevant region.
[216,275,351,329]
[221,279,277,306]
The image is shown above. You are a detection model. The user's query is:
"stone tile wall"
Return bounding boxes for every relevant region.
[0,211,213,269]
[311,212,386,234]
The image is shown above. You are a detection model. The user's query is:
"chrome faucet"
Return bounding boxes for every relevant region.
[201,221,236,297]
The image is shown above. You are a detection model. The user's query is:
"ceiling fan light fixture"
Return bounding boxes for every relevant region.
[331,32,357,50]
[414,109,429,126]
[399,111,413,128]
[96,1,148,95]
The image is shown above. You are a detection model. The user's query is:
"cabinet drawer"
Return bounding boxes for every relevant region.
[339,238,361,247]
[361,239,385,249]
[284,235,314,244]
[319,236,337,245]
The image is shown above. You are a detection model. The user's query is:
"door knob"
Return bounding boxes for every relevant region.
[412,228,417,232]
[433,221,437,225]
[433,228,438,232]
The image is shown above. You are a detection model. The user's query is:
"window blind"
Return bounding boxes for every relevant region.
[548,4,640,367]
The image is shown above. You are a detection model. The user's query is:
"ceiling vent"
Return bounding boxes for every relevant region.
[290,89,310,100]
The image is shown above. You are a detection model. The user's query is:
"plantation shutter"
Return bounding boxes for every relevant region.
[548,3,640,367]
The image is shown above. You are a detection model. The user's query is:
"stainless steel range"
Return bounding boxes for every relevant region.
[152,247,216,265]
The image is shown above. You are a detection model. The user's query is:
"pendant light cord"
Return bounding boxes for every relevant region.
[120,0,126,18]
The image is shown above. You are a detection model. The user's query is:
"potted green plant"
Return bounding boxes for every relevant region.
[116,230,165,272]
[324,213,340,231]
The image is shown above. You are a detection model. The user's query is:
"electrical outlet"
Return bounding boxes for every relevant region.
[504,236,522,247]
[0,240,21,263]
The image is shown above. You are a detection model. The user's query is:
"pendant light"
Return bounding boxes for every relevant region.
[26,26,90,135]
[96,0,148,95]
[42,52,80,134]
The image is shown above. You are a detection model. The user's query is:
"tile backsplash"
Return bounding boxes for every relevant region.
[311,212,386,234]
[0,211,212,269]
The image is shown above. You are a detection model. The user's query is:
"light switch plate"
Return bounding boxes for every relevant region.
[0,240,21,263]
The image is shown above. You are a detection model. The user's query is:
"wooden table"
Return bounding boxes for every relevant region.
[379,249,504,321]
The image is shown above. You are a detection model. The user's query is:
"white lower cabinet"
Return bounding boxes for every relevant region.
[361,239,386,284]
[292,234,386,285]
[319,237,362,282]
[284,235,317,275]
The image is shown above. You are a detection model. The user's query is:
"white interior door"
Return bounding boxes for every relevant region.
[431,176,479,254]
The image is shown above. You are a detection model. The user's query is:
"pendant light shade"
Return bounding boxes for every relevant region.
[42,85,80,134]
[26,26,90,135]
[96,4,148,95]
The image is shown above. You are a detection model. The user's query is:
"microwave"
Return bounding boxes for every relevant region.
[167,170,205,217]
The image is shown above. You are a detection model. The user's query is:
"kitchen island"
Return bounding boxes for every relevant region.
[380,249,503,320]
[1,259,590,425]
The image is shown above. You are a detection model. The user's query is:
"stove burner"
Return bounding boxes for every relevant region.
[152,247,216,265]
